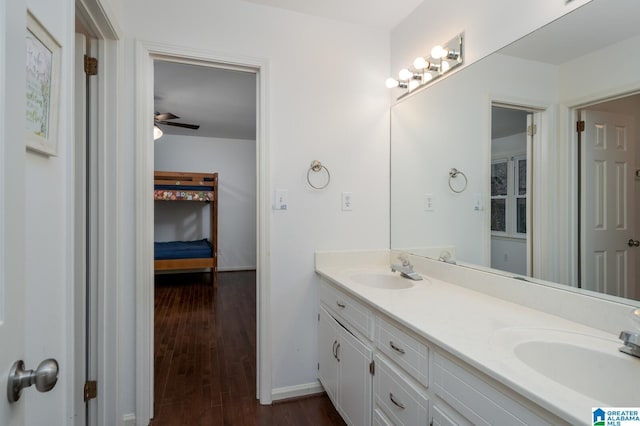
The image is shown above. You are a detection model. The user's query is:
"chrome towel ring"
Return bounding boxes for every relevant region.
[448,168,468,193]
[307,160,331,190]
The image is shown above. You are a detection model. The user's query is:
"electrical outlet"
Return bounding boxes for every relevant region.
[273,189,288,210]
[424,194,435,211]
[342,192,353,211]
[473,193,484,211]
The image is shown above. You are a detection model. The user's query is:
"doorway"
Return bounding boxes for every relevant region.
[578,93,640,300]
[134,44,271,424]
[151,59,258,420]
[490,104,540,277]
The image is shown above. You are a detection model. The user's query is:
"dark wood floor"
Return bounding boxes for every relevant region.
[151,271,345,425]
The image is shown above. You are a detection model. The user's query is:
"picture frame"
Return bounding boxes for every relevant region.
[25,10,61,156]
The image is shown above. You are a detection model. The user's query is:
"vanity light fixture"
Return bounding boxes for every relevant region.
[386,33,464,99]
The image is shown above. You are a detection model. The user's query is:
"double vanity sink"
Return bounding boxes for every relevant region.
[316,251,640,425]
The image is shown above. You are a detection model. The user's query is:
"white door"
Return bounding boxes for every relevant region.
[581,110,637,297]
[317,307,338,404]
[0,1,26,423]
[338,325,372,426]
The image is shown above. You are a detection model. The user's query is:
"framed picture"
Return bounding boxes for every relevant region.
[25,10,61,156]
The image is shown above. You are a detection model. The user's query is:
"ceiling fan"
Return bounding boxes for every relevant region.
[153,112,200,140]
[154,112,200,130]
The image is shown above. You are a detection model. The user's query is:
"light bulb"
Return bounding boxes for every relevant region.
[398,68,413,81]
[431,45,446,59]
[408,79,420,91]
[385,77,400,89]
[413,57,427,70]
[153,125,163,140]
[423,73,433,83]
[441,61,450,72]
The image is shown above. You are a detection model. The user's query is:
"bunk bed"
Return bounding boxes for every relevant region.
[154,171,218,290]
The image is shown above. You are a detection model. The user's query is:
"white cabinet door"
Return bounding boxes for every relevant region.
[318,307,339,404]
[338,327,372,426]
[318,305,373,426]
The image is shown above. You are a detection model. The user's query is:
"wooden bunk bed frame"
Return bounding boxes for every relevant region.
[154,171,218,289]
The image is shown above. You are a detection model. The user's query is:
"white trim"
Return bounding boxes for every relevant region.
[73,2,122,425]
[135,41,272,425]
[271,381,325,401]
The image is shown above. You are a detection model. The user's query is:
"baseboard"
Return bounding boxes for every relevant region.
[121,413,135,426]
[271,381,324,401]
[218,266,256,272]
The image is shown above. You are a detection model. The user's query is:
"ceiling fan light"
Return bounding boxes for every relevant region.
[153,125,163,140]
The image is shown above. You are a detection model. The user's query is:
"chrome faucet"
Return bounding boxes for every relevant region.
[391,255,423,281]
[619,331,640,358]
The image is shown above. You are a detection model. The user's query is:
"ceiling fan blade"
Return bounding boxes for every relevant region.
[158,120,200,130]
[155,112,179,121]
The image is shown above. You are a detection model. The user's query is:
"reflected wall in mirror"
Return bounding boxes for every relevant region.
[390,0,640,304]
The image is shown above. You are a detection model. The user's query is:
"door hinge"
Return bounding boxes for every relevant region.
[369,360,375,375]
[317,362,320,371]
[318,312,320,322]
[527,124,537,136]
[84,380,97,402]
[84,55,98,76]
[577,120,585,132]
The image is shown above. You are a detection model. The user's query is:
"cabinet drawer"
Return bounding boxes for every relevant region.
[374,354,429,426]
[319,280,374,340]
[373,408,393,426]
[376,316,428,387]
[432,352,551,426]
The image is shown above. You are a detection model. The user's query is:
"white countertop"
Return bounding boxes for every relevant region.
[315,252,640,425]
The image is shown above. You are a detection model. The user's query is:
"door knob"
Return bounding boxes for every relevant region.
[629,239,640,247]
[7,359,59,403]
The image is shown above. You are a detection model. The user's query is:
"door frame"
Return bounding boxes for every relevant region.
[74,1,121,424]
[571,90,640,295]
[134,41,271,424]
[486,97,549,279]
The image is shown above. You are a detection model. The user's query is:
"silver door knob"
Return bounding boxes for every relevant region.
[7,359,59,403]
[629,239,640,247]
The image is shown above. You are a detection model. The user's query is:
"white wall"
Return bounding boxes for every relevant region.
[155,134,257,270]
[119,0,390,417]
[491,237,527,275]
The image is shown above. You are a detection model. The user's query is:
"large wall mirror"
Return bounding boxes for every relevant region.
[391,0,640,305]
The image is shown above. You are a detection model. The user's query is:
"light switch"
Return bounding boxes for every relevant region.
[342,192,353,211]
[273,189,288,210]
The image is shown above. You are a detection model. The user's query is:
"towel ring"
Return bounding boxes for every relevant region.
[448,168,468,193]
[307,160,331,190]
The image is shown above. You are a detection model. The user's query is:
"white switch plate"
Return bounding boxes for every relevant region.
[424,193,435,211]
[342,192,353,211]
[473,193,483,211]
[273,189,288,210]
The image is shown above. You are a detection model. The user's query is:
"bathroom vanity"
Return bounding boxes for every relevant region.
[315,250,640,426]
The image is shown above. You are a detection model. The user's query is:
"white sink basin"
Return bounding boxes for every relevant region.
[492,328,640,405]
[348,271,415,290]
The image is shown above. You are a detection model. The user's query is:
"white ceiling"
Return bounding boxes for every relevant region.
[154,61,257,140]
[240,0,424,30]
[499,0,640,65]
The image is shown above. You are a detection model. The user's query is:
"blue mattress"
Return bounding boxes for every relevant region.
[154,239,213,260]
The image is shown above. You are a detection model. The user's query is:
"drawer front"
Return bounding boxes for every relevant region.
[373,408,394,426]
[319,280,374,340]
[374,354,429,426]
[432,352,551,426]
[377,316,428,387]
